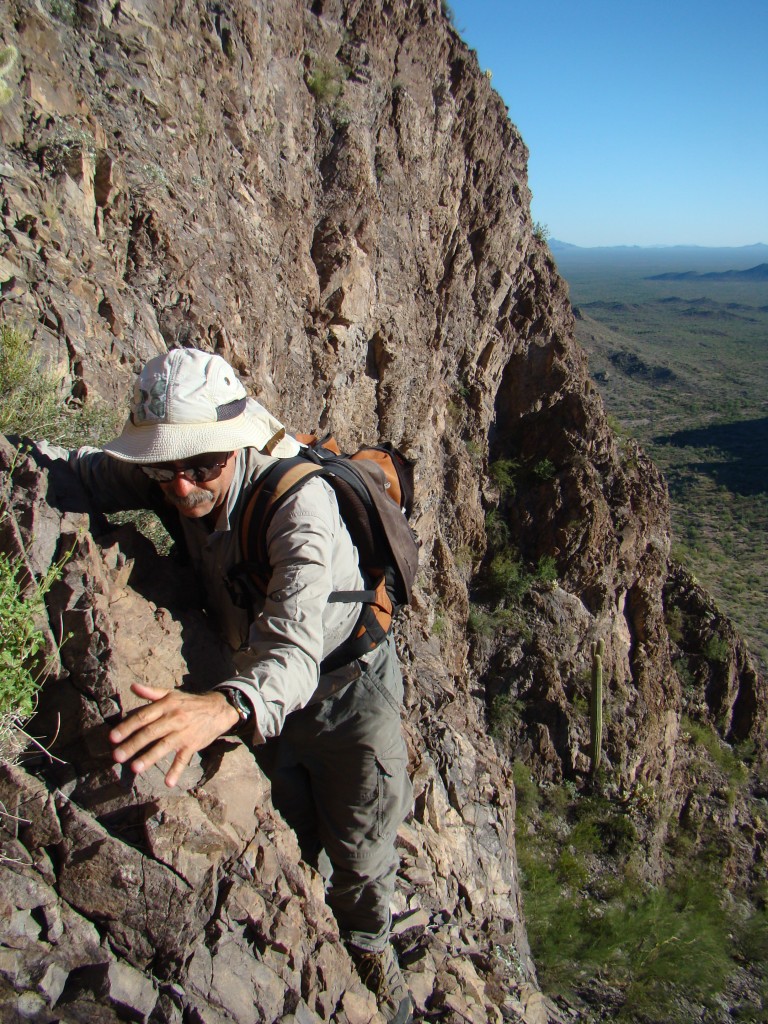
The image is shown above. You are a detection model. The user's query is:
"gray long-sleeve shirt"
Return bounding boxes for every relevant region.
[43,442,364,744]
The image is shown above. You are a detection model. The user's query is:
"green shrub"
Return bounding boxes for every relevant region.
[467,605,491,636]
[612,872,732,1022]
[682,714,748,787]
[554,846,589,889]
[535,554,558,585]
[512,761,540,815]
[431,613,446,637]
[532,457,556,481]
[488,693,523,744]
[47,0,77,24]
[703,634,730,666]
[0,322,120,445]
[733,737,757,764]
[484,550,557,603]
[515,776,739,1017]
[596,813,638,857]
[674,655,697,692]
[484,508,511,551]
[306,56,346,103]
[735,904,768,981]
[0,537,67,760]
[0,323,64,439]
[467,603,521,637]
[455,373,470,400]
[488,457,518,497]
[0,44,18,107]
[487,551,530,601]
[0,551,50,720]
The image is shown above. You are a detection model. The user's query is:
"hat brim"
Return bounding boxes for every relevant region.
[103,408,300,462]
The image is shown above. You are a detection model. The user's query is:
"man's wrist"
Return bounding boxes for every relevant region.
[217,686,253,734]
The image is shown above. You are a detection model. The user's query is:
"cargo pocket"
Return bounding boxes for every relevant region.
[375,740,410,840]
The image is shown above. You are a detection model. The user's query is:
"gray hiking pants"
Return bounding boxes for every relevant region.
[256,636,413,951]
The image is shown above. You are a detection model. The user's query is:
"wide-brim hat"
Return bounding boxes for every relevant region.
[103,349,300,462]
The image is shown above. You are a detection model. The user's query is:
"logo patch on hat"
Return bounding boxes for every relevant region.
[132,374,169,424]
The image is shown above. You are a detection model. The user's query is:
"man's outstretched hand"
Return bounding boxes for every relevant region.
[109,683,241,788]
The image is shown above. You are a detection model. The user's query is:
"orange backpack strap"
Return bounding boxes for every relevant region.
[294,432,342,455]
[238,457,322,592]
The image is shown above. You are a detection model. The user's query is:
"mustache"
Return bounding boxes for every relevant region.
[163,489,214,510]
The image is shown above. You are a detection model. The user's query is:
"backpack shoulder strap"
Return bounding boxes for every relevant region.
[238,456,322,590]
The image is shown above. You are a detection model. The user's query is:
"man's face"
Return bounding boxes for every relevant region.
[141,451,238,519]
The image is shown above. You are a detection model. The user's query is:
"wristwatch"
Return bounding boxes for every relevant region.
[218,687,253,733]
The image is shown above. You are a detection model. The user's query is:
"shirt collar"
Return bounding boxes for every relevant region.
[214,447,278,532]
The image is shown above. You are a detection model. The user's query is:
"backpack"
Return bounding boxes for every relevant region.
[233,434,420,673]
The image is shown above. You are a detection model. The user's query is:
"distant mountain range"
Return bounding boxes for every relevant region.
[550,241,768,253]
[645,263,768,282]
[548,241,768,282]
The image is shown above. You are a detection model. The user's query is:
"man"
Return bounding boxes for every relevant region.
[53,347,414,1024]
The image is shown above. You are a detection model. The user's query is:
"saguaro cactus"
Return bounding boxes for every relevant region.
[590,639,605,777]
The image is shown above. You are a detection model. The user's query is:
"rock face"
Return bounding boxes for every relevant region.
[0,0,765,1021]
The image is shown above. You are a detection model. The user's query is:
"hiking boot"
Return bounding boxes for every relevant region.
[348,943,413,1024]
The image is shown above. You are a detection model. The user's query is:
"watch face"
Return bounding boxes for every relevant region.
[227,688,251,720]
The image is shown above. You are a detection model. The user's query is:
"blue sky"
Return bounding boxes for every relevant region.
[448,0,768,247]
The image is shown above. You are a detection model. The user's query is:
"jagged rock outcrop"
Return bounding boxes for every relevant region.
[0,0,765,1021]
[664,562,767,747]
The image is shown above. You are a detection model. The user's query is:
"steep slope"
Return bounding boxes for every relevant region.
[0,0,765,1021]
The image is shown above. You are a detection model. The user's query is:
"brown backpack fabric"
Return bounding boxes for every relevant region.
[234,435,420,672]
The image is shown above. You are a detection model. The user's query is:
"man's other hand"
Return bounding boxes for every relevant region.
[109,683,241,788]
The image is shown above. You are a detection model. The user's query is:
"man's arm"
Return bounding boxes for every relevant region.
[32,441,158,512]
[226,503,335,738]
[109,478,350,782]
[216,477,361,743]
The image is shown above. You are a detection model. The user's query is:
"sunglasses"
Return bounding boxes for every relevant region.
[140,452,233,484]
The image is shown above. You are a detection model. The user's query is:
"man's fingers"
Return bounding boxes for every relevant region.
[127,733,189,776]
[131,738,195,788]
[112,708,187,762]
[109,698,168,745]
[164,751,193,789]
[130,682,172,701]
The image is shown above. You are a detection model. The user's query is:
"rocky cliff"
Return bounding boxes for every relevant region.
[1,1,765,1022]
